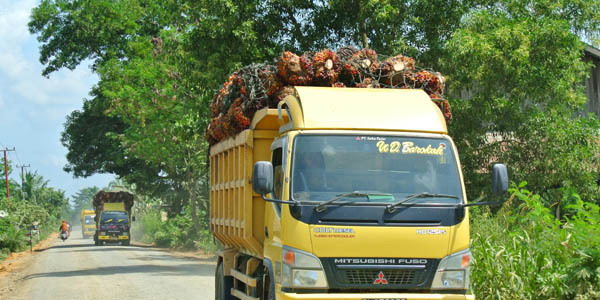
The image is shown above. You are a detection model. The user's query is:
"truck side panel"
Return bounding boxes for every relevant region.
[211,130,267,256]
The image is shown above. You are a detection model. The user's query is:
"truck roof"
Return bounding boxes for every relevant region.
[255,87,447,134]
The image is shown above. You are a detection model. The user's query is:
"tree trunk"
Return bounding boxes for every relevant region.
[358,0,369,49]
[186,180,202,234]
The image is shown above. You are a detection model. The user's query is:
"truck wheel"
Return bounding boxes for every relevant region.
[215,261,234,300]
[262,272,275,300]
[122,240,130,246]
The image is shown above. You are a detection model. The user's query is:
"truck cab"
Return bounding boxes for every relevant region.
[211,87,507,300]
[81,209,96,239]
[97,209,131,244]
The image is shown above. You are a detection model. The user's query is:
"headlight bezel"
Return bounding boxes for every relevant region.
[431,248,471,290]
[281,246,328,289]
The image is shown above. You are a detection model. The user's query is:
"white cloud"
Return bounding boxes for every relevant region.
[0,0,97,106]
[0,94,4,109]
[0,0,35,77]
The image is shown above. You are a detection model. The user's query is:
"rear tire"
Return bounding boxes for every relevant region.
[215,261,234,300]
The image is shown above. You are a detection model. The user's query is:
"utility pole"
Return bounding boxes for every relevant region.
[2,148,15,200]
[17,164,30,199]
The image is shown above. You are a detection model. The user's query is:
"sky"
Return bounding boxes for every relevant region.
[0,0,114,198]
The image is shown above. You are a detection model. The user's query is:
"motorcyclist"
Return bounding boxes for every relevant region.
[59,220,69,240]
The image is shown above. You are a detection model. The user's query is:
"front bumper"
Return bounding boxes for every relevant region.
[280,293,475,300]
[98,235,129,240]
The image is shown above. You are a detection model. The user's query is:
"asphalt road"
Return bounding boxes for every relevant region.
[0,227,216,300]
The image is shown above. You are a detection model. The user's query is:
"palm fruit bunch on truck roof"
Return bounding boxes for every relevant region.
[206,47,450,145]
[93,190,134,212]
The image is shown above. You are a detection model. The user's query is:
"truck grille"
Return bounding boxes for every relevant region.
[320,257,440,289]
[343,269,417,285]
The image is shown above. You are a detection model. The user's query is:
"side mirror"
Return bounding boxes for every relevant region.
[491,163,509,195]
[132,216,136,222]
[253,161,274,195]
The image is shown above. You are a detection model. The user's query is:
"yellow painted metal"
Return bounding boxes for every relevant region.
[308,224,466,258]
[279,292,475,300]
[231,289,259,300]
[81,209,96,237]
[284,87,447,134]
[103,202,125,211]
[210,110,286,257]
[98,235,129,240]
[230,269,257,287]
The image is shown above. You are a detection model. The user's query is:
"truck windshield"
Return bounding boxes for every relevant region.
[101,211,128,224]
[84,215,95,224]
[291,135,462,204]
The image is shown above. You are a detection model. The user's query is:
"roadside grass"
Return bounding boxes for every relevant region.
[133,210,217,252]
[0,217,58,262]
[471,183,600,299]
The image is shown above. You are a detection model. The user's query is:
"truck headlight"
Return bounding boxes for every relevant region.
[282,246,328,288]
[431,248,471,290]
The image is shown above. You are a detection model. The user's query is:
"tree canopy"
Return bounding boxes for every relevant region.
[29,0,600,228]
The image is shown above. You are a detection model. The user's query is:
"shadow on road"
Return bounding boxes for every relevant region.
[132,254,216,263]
[35,243,93,252]
[21,263,215,280]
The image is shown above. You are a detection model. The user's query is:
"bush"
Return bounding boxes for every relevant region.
[0,216,27,253]
[471,182,600,299]
[134,208,217,251]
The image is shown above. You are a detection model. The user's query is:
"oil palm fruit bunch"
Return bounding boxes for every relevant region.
[272,86,299,104]
[277,51,313,86]
[340,48,378,86]
[206,117,225,145]
[226,97,251,135]
[408,70,445,99]
[434,100,452,121]
[355,77,381,88]
[312,49,341,86]
[379,54,416,86]
[336,46,359,63]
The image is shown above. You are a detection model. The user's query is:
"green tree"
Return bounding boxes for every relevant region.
[444,1,600,205]
[71,186,99,212]
[30,0,600,230]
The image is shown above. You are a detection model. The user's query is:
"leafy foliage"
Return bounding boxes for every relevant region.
[0,161,70,259]
[471,183,600,299]
[445,3,600,201]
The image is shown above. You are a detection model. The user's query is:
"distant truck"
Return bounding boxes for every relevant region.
[210,87,508,300]
[93,189,134,246]
[80,209,95,238]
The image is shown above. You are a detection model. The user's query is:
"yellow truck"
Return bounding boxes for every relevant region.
[210,87,508,300]
[93,189,134,246]
[81,209,96,238]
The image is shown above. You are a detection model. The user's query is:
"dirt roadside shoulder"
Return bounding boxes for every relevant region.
[131,241,217,262]
[0,232,58,277]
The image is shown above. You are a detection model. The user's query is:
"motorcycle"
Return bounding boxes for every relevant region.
[60,230,69,242]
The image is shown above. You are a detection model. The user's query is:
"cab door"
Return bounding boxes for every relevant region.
[263,136,287,285]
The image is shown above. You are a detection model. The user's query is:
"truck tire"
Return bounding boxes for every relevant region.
[263,272,275,300]
[122,240,130,246]
[215,261,234,300]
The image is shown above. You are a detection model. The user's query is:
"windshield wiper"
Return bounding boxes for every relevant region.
[385,192,459,213]
[315,191,392,212]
